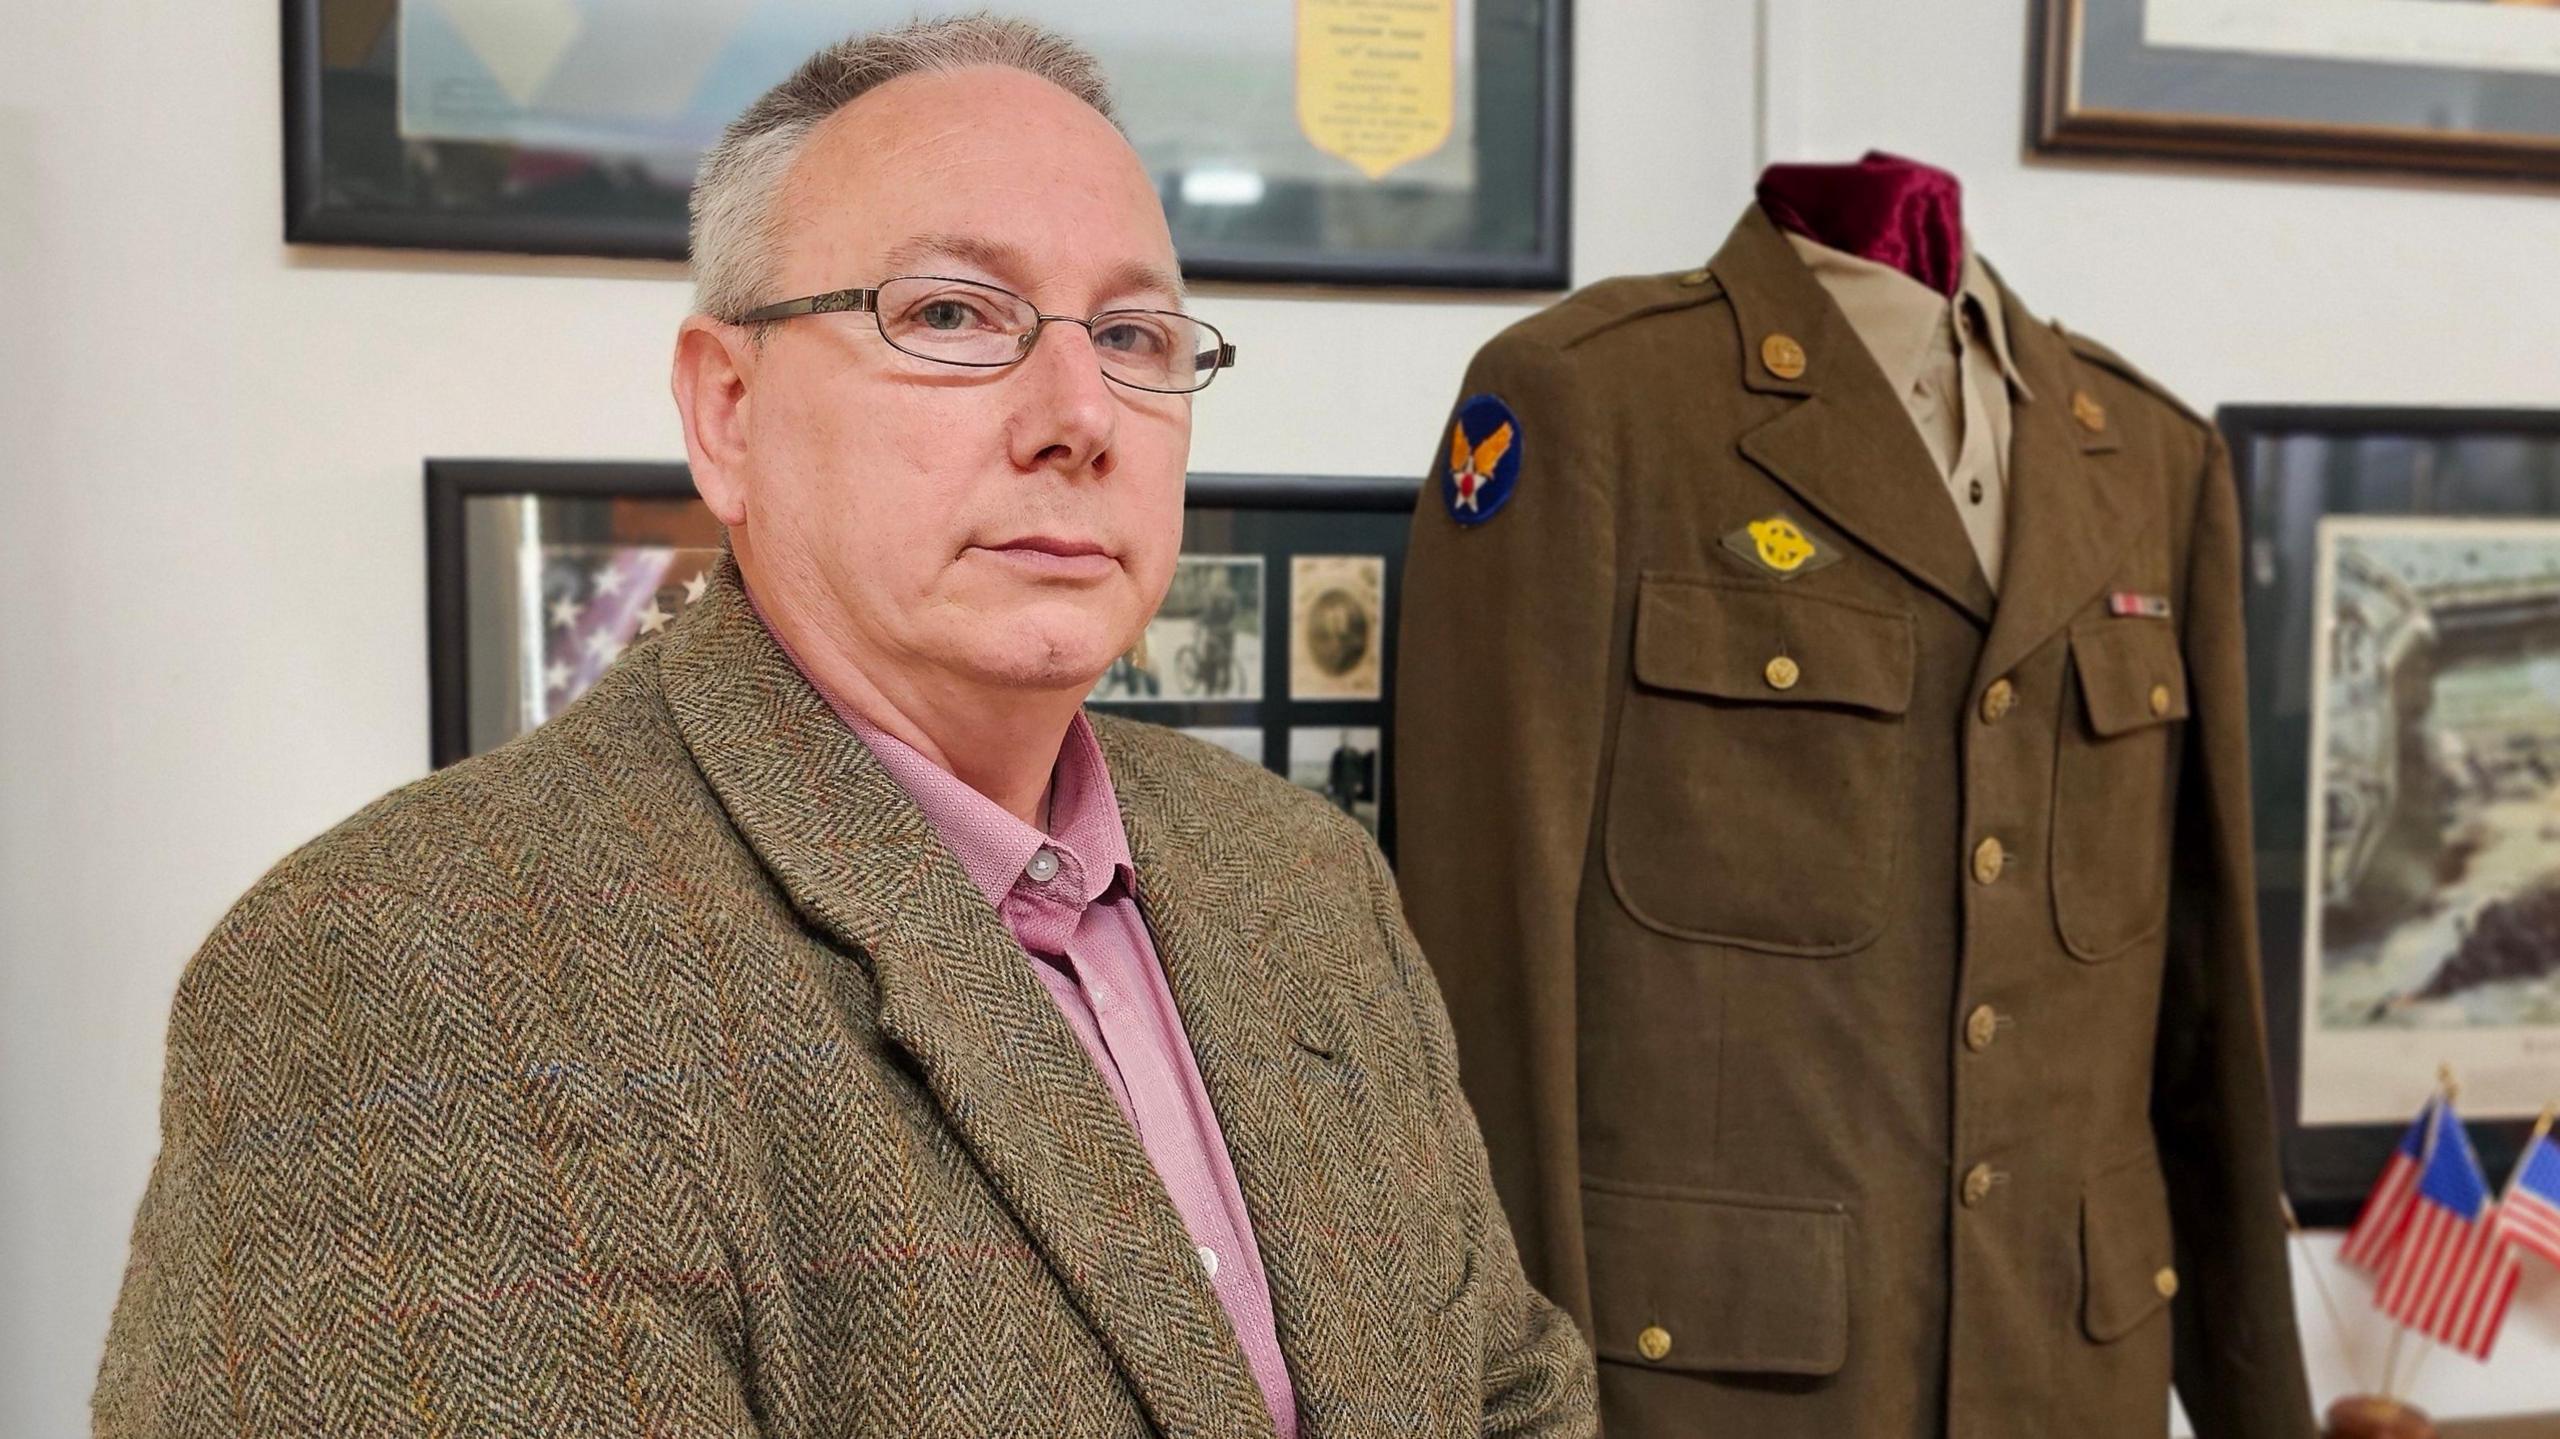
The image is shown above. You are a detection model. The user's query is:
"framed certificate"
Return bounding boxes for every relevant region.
[2226,405,2560,1223]
[426,460,1421,853]
[2035,0,2560,184]
[289,0,1570,287]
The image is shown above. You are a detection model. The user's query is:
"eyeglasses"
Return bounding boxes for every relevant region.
[737,275,1237,395]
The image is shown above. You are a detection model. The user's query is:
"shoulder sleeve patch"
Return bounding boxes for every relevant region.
[1443,394,1524,525]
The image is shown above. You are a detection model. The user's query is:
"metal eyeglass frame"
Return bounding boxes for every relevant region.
[735,276,1239,395]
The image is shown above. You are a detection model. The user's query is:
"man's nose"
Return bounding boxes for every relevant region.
[1009,319,1119,477]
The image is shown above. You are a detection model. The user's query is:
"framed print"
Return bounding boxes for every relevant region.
[427,461,1420,852]
[2034,0,2560,183]
[2227,406,2560,1224]
[287,0,1570,287]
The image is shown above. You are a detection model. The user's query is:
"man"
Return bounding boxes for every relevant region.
[93,18,1592,1437]
[1395,192,2313,1437]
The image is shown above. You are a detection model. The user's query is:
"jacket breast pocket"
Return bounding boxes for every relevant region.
[2051,619,2189,961]
[1604,573,1914,955]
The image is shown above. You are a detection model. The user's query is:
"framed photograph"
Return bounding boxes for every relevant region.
[427,461,1420,851]
[2227,406,2560,1223]
[287,0,1570,287]
[2033,0,2560,183]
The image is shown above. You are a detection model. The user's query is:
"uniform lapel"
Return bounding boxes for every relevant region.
[656,559,1274,1439]
[1971,282,2141,687]
[1104,742,1393,1438]
[1712,205,1996,624]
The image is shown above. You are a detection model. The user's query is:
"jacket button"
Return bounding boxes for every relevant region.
[1964,1004,2000,1053]
[1637,1325,1673,1361]
[1761,333,1808,380]
[2154,1266,2180,1300]
[1961,1163,2000,1207]
[2149,683,2173,717]
[1765,655,1801,690]
[1979,678,2015,723]
[1971,837,2006,886]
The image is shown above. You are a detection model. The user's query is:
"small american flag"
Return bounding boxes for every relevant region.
[2341,1096,2433,1271]
[2494,1126,2560,1272]
[2373,1100,2519,1361]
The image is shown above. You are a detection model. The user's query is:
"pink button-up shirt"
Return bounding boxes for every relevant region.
[749,609,1298,1434]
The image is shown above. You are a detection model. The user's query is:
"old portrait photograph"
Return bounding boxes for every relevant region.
[1290,554,1385,700]
[2300,515,2560,1122]
[1289,726,1380,837]
[1089,554,1265,703]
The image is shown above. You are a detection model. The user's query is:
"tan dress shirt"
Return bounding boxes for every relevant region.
[1785,231,2033,589]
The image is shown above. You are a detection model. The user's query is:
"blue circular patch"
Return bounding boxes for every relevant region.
[1443,393,1523,526]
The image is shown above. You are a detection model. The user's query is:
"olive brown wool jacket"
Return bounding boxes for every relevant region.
[93,557,1596,1438]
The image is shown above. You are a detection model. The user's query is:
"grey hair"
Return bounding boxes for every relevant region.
[689,14,1119,324]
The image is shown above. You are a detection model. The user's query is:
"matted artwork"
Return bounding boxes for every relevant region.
[1290,555,1386,701]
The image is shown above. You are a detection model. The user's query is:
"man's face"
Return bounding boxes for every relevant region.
[723,66,1191,699]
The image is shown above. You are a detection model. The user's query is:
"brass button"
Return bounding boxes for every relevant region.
[1979,678,2015,724]
[1765,655,1801,691]
[1637,1325,1673,1361]
[1961,1163,1999,1207]
[1964,1004,1999,1053]
[1971,837,2006,886]
[1761,333,1808,380]
[2071,389,2108,433]
[2149,683,2172,717]
[1678,267,1712,287]
[2154,1266,2180,1300]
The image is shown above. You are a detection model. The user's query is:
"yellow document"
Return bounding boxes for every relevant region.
[1296,0,1456,179]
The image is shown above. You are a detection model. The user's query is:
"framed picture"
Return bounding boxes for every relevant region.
[287,0,1570,288]
[2033,0,2560,184]
[426,461,1420,854]
[2227,405,2560,1224]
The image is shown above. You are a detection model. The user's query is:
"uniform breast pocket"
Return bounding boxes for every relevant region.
[2051,619,2189,961]
[1603,573,1915,955]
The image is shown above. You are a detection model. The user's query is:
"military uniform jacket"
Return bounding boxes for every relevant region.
[93,559,1596,1438]
[1394,205,2314,1438]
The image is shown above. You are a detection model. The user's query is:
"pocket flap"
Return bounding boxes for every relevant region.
[1632,574,1914,716]
[2081,1151,2177,1343]
[1583,1178,1851,1376]
[2069,621,2189,739]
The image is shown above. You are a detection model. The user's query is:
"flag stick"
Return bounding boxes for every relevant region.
[2283,1193,2372,1394]
[2383,1066,2459,1400]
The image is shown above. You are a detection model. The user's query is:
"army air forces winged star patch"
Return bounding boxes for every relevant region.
[1443,394,1522,526]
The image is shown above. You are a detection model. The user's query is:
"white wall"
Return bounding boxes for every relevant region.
[1761,2,2560,1427]
[3,0,2556,1433]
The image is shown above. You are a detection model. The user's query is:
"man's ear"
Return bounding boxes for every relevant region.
[672,316,754,527]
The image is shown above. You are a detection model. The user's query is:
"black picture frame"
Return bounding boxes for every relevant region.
[2225,405,2560,1225]
[426,460,1420,855]
[285,0,1572,289]
[2032,0,2560,186]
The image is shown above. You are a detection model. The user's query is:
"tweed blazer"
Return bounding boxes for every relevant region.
[93,558,1596,1438]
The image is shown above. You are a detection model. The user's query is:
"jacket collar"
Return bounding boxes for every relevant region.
[654,557,1279,1439]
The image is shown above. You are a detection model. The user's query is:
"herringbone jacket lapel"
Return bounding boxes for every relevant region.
[656,558,1275,1439]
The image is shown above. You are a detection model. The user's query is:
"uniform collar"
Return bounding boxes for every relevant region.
[1782,228,2032,406]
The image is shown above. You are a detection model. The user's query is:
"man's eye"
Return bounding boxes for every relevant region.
[916,298,989,331]
[1095,319,1170,355]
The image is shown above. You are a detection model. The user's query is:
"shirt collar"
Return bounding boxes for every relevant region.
[1783,230,2033,404]
[735,575,1135,914]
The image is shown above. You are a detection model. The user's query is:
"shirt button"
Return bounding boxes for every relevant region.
[1637,1325,1673,1362]
[1972,837,2006,886]
[1961,1163,2000,1207]
[1197,1245,1220,1280]
[1964,1004,2000,1053]
[1979,678,2015,724]
[1024,848,1061,883]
